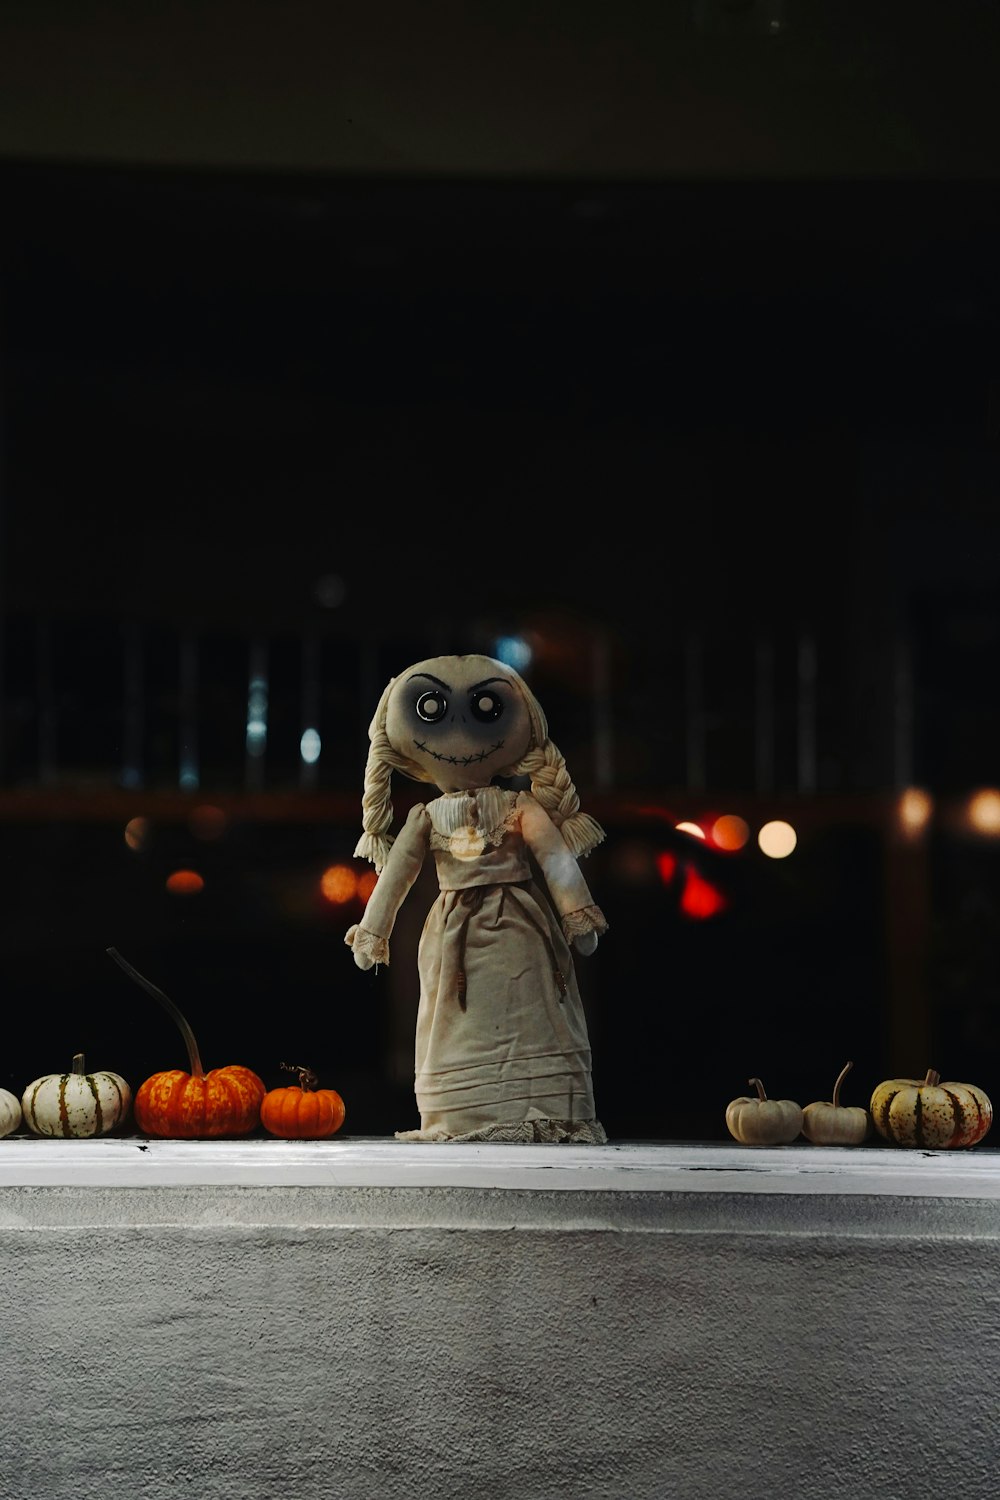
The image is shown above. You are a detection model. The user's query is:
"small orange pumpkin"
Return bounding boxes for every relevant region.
[108,947,266,1139]
[261,1064,346,1139]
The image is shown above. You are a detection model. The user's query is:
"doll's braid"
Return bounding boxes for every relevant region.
[514,737,605,859]
[354,680,424,872]
[353,746,396,871]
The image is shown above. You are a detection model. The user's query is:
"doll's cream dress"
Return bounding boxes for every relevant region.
[353,785,609,1142]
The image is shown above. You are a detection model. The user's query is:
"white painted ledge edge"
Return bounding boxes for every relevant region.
[2,1136,1000,1195]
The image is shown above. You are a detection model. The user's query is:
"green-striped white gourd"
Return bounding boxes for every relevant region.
[0,1087,22,1137]
[21,1053,132,1138]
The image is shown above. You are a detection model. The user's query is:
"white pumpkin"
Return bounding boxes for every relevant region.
[21,1052,132,1138]
[0,1087,22,1137]
[801,1061,871,1146]
[726,1076,803,1145]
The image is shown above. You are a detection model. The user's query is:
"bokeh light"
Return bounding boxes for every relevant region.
[898,787,933,837]
[493,635,533,671]
[321,865,358,903]
[124,816,149,852]
[758,820,797,858]
[246,674,268,758]
[968,787,1000,835]
[711,814,750,851]
[300,727,322,765]
[675,821,705,840]
[679,866,727,919]
[357,869,378,902]
[165,869,204,895]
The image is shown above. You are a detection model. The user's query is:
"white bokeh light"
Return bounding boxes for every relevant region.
[300,727,322,765]
[758,820,797,858]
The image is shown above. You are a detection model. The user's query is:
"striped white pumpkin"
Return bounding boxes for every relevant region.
[0,1087,22,1137]
[870,1068,992,1149]
[21,1053,132,1138]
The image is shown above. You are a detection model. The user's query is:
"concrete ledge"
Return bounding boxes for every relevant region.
[3,1134,1000,1193]
[5,1139,1000,1500]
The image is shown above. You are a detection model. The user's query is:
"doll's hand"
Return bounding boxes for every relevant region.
[345,925,373,970]
[345,924,389,971]
[562,905,608,957]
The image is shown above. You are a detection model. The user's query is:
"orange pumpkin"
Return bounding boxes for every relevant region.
[108,947,266,1138]
[134,1064,265,1138]
[261,1064,346,1139]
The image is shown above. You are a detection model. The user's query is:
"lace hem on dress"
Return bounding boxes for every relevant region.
[394,1118,609,1144]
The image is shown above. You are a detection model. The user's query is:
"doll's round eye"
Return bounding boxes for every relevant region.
[470,691,503,723]
[416,691,448,723]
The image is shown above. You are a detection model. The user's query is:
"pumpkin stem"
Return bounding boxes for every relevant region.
[748,1077,767,1102]
[72,1052,86,1076]
[924,1068,941,1087]
[107,946,205,1078]
[281,1062,318,1091]
[832,1061,853,1108]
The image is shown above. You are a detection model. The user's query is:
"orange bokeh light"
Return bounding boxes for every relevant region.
[124,816,149,851]
[357,869,378,902]
[711,814,750,851]
[165,869,204,895]
[320,865,358,904]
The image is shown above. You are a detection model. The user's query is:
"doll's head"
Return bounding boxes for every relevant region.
[354,653,604,870]
[383,654,538,793]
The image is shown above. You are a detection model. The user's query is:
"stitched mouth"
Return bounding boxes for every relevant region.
[413,737,505,767]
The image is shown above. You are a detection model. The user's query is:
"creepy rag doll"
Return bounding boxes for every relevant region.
[345,653,610,1143]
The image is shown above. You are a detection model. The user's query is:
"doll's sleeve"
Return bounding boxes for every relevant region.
[517,791,609,948]
[345,803,431,969]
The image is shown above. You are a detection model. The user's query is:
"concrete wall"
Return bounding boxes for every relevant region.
[3,1140,999,1499]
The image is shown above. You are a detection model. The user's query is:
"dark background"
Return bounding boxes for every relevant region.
[1,0,999,1139]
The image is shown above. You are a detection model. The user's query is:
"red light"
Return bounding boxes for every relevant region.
[165,869,204,896]
[679,865,727,920]
[656,851,678,884]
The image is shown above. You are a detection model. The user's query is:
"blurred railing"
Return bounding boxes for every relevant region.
[0,610,909,807]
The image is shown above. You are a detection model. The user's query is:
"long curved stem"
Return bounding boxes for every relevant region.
[107,946,204,1077]
[832,1061,853,1108]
